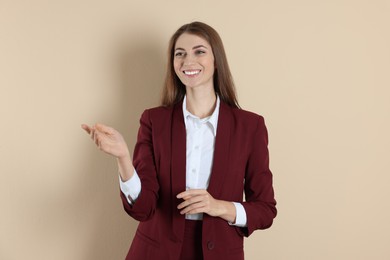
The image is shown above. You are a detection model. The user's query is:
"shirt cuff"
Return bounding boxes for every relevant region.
[229,202,248,227]
[119,169,141,205]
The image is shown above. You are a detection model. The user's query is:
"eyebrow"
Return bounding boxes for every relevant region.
[193,45,208,49]
[174,45,208,51]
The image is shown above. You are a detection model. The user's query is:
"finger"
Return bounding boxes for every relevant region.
[177,198,191,209]
[92,129,97,143]
[177,194,206,209]
[94,132,100,146]
[95,123,114,135]
[177,193,196,201]
[180,201,207,215]
[177,189,207,199]
[90,127,95,139]
[81,124,91,134]
[177,190,195,198]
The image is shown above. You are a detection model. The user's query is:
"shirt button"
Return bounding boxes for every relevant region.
[207,241,215,250]
[195,145,199,150]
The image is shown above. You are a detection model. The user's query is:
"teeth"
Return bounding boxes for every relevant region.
[184,70,200,75]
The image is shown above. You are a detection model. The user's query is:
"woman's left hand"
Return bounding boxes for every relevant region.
[177,189,236,223]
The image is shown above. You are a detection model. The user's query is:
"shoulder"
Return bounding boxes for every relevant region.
[139,104,177,126]
[144,105,174,117]
[232,107,264,120]
[224,104,266,129]
[223,105,270,144]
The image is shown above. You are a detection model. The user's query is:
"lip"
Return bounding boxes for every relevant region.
[182,69,201,76]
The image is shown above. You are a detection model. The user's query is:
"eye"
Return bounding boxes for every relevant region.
[175,52,185,57]
[195,50,206,55]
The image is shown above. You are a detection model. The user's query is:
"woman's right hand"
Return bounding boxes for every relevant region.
[81,123,130,160]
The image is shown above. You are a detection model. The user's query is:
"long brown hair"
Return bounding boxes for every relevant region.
[161,21,240,108]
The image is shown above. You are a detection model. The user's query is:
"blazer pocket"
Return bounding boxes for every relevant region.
[136,229,160,249]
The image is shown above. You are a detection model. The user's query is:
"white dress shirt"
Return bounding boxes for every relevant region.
[119,95,247,227]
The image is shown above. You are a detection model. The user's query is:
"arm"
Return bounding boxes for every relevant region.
[238,116,277,237]
[119,109,159,221]
[81,111,159,221]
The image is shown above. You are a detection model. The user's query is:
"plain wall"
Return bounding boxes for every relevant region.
[1,0,389,259]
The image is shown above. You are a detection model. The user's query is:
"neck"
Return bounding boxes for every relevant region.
[185,87,217,119]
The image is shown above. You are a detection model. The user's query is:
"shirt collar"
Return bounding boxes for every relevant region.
[182,94,220,136]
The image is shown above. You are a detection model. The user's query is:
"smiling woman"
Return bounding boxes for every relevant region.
[173,34,215,91]
[162,22,240,109]
[82,21,277,260]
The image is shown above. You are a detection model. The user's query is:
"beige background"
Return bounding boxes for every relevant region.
[1,0,389,259]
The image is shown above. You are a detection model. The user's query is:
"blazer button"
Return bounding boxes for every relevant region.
[207,241,215,250]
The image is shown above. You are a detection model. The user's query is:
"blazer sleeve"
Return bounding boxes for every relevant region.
[120,109,159,221]
[238,116,277,237]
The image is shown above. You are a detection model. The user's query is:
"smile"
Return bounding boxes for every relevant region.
[183,70,201,76]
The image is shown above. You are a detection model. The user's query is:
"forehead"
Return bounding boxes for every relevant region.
[175,33,211,49]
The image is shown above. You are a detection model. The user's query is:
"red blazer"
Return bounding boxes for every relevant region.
[120,100,277,260]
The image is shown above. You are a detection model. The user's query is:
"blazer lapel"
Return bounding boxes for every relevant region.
[171,101,187,197]
[170,101,186,241]
[207,101,232,198]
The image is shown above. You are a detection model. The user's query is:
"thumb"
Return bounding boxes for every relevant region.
[81,124,91,134]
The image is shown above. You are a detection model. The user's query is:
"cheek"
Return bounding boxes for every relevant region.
[173,61,181,75]
[205,57,215,71]
[206,62,215,74]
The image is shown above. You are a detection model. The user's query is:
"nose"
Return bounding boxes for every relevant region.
[183,53,195,65]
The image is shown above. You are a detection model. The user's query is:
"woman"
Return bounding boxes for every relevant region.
[82,21,277,260]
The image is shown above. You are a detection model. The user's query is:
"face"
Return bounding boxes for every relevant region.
[173,33,215,90]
